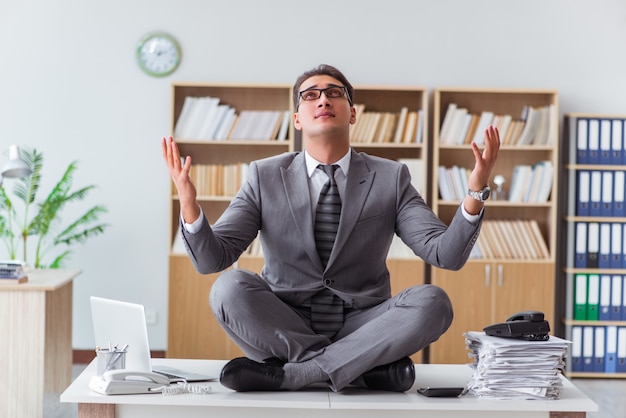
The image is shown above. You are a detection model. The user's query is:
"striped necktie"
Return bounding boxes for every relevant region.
[311,164,344,338]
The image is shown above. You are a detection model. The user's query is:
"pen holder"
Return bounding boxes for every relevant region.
[96,349,127,375]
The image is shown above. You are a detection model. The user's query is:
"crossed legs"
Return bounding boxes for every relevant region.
[210,269,453,391]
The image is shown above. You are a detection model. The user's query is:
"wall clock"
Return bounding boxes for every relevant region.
[136,32,181,77]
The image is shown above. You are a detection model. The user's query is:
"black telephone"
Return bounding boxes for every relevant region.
[483,310,550,341]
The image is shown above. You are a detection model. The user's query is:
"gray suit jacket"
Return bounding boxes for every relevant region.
[181,149,482,309]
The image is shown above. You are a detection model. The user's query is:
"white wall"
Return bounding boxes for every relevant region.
[1,0,625,350]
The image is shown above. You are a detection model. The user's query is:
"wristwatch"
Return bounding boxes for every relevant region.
[467,186,491,202]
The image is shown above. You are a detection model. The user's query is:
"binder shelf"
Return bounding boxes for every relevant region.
[562,114,626,379]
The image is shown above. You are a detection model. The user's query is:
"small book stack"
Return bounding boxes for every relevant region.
[464,331,569,400]
[0,261,28,284]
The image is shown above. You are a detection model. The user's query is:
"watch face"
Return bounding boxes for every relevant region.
[136,32,181,77]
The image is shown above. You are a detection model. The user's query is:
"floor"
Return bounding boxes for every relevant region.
[45,365,626,418]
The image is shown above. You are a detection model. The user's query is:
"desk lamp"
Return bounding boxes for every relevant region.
[0,145,32,186]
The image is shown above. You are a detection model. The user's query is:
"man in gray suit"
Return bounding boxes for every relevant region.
[162,64,500,392]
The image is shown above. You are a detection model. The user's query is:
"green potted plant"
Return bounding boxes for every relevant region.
[0,147,109,268]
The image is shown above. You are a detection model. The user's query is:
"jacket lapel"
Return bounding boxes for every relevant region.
[281,153,322,269]
[328,150,374,267]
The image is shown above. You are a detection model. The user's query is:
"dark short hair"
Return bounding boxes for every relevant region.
[293,64,354,110]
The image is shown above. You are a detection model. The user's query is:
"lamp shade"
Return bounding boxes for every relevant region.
[1,145,32,178]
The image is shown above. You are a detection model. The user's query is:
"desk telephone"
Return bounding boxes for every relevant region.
[483,310,550,341]
[89,370,170,395]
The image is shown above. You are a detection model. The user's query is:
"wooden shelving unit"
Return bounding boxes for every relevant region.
[428,88,560,364]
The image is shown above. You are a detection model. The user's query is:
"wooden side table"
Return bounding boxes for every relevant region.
[0,268,80,418]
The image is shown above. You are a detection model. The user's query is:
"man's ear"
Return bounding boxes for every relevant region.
[293,112,302,130]
[350,106,357,125]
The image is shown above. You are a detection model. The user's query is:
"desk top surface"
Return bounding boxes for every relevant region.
[0,268,80,290]
[61,358,598,413]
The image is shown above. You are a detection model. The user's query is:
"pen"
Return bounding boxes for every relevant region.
[107,344,129,370]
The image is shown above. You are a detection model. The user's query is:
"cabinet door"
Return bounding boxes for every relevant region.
[167,256,245,360]
[493,262,555,330]
[429,262,494,364]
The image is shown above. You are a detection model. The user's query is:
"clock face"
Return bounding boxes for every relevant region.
[136,32,181,77]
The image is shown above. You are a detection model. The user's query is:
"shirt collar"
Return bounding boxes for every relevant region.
[304,149,351,178]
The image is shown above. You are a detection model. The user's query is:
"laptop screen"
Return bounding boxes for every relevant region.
[90,296,152,372]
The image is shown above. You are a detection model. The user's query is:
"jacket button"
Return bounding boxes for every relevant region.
[324,278,332,286]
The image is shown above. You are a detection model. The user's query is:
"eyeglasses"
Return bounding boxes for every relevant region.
[298,86,351,105]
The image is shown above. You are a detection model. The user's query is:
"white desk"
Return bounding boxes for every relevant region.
[0,269,80,418]
[61,358,598,418]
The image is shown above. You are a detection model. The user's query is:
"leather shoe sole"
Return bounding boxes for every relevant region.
[361,356,415,392]
[220,357,285,391]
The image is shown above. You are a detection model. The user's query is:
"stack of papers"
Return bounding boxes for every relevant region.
[464,331,569,400]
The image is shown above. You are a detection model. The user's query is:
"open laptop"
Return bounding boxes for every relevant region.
[90,296,216,382]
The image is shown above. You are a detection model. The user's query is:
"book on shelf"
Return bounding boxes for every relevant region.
[492,114,512,144]
[414,110,424,144]
[439,103,556,146]
[229,110,284,140]
[438,103,457,143]
[437,165,470,201]
[471,111,494,145]
[473,220,549,260]
[190,162,249,197]
[173,96,201,138]
[349,104,367,139]
[393,107,409,143]
[349,106,422,145]
[508,161,553,203]
[276,110,291,141]
[192,97,221,139]
[443,107,468,144]
[174,95,289,141]
[462,114,480,145]
[402,111,419,144]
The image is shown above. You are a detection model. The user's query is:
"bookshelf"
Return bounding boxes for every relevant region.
[348,85,428,363]
[561,114,626,378]
[167,82,294,360]
[428,88,560,364]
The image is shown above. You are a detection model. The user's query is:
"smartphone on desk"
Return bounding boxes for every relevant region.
[89,370,170,395]
[417,387,467,397]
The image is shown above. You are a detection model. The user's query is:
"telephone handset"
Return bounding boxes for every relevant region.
[483,310,550,341]
[89,369,170,395]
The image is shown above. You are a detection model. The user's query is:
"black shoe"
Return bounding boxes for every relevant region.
[361,356,415,392]
[220,357,285,391]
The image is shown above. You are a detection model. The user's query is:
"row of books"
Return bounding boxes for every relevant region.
[437,161,553,203]
[350,105,423,144]
[508,161,554,203]
[174,96,290,141]
[571,325,626,373]
[0,261,28,284]
[439,103,556,146]
[470,219,550,260]
[437,165,469,201]
[187,163,249,197]
[574,273,625,321]
[574,222,626,269]
[576,170,625,217]
[575,117,626,165]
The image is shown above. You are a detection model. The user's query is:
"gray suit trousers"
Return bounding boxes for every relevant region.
[210,269,454,391]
